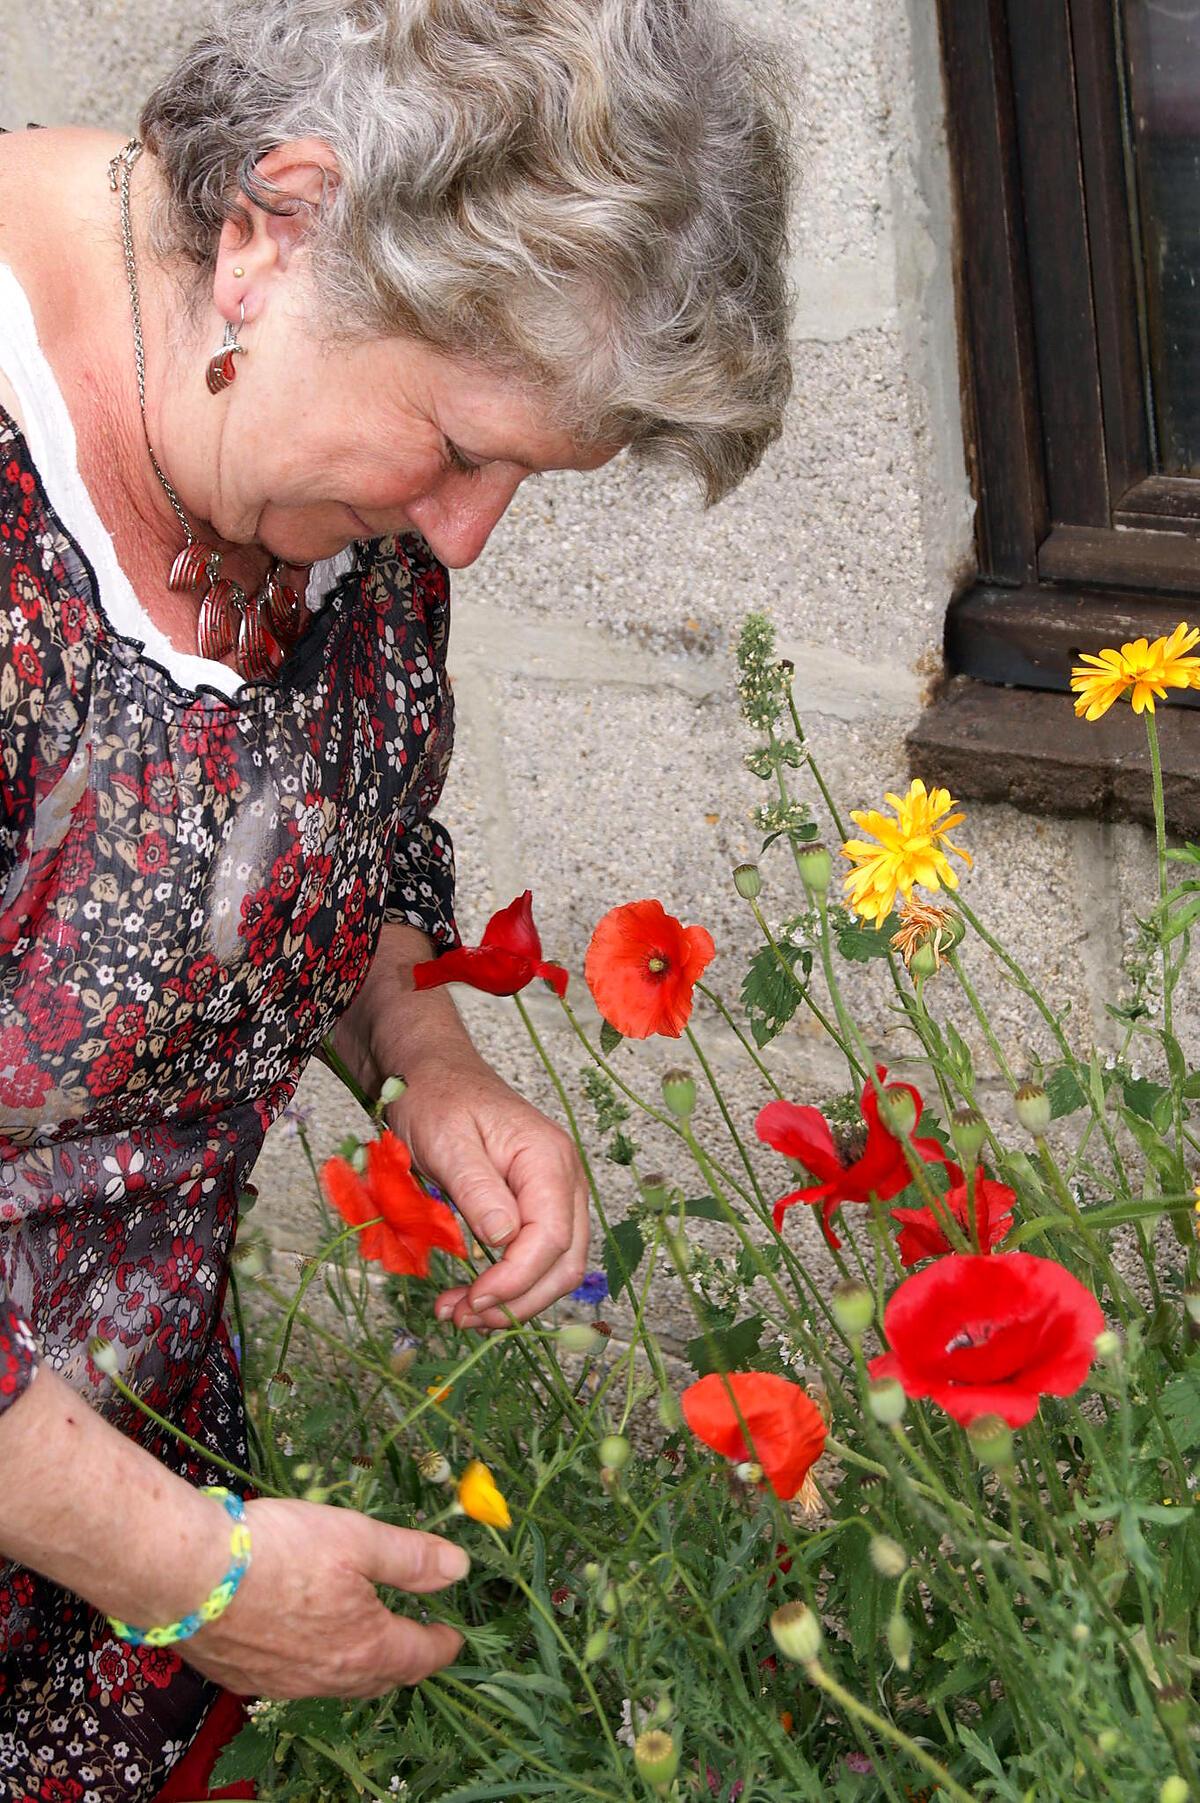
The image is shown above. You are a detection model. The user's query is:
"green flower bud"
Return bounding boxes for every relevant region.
[267,1369,294,1405]
[886,1611,913,1672]
[650,1695,673,1725]
[389,1332,420,1377]
[1070,1621,1091,1645]
[878,1087,918,1139]
[583,1561,601,1584]
[942,911,967,950]
[599,1434,632,1472]
[951,1106,987,1162]
[600,1586,619,1615]
[379,1074,407,1104]
[909,941,940,981]
[661,1069,696,1120]
[797,842,833,899]
[1013,1080,1051,1136]
[770,1601,823,1665]
[558,1323,605,1356]
[968,1413,1015,1469]
[640,1172,670,1211]
[634,1730,680,1788]
[831,1279,874,1340]
[583,1628,609,1662]
[733,863,763,900]
[1158,1686,1191,1732]
[1093,1328,1121,1363]
[1159,1779,1189,1803]
[867,1377,907,1424]
[231,1234,269,1278]
[869,1536,908,1580]
[1096,1728,1120,1756]
[88,1335,119,1378]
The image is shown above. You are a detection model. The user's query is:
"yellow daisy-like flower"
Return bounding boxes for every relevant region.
[841,779,972,926]
[1070,622,1200,721]
[457,1459,512,1529]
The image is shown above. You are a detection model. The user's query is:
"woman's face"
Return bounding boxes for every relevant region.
[201,319,617,570]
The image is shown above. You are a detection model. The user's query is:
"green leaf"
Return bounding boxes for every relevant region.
[681,1194,746,1224]
[603,1218,645,1300]
[1121,1074,1170,1123]
[277,1698,343,1738]
[526,1523,563,1683]
[685,1313,764,1376]
[740,938,811,1048]
[210,1725,274,1787]
[1161,1360,1200,1453]
[836,916,898,962]
[1046,1064,1087,1119]
[599,1019,623,1056]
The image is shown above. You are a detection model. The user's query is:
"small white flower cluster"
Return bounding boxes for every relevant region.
[690,1248,751,1316]
[767,1320,809,1373]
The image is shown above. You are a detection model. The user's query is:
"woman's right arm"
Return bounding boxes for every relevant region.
[0,1363,468,1696]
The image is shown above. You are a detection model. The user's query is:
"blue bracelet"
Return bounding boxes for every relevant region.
[107,1487,252,1647]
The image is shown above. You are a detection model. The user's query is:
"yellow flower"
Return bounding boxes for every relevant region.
[457,1459,512,1529]
[426,1378,452,1403]
[1070,622,1200,721]
[841,779,972,926]
[889,897,959,971]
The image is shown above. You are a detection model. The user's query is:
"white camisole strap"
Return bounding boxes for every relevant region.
[0,260,352,698]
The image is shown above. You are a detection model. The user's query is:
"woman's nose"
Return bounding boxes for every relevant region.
[407,468,527,568]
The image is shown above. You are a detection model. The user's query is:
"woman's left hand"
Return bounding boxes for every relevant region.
[387,1053,590,1331]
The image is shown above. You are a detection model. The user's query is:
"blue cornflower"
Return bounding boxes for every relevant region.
[570,1271,609,1306]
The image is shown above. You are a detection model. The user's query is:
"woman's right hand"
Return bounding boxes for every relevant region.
[185,1497,469,1698]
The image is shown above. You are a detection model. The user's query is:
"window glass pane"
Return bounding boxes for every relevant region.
[1123,0,1200,473]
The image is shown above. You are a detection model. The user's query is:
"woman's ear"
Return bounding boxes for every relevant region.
[212,138,341,323]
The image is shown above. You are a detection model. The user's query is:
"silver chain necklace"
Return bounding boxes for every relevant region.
[107,139,309,680]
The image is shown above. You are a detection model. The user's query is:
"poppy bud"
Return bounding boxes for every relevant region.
[601,1586,619,1615]
[416,1449,452,1484]
[869,1536,908,1579]
[1096,1729,1120,1756]
[909,941,940,981]
[878,1087,918,1139]
[886,1610,913,1672]
[661,1069,696,1119]
[770,1601,823,1665]
[599,1434,632,1472]
[733,863,763,900]
[232,1234,269,1278]
[640,1172,670,1211]
[1093,1328,1121,1363]
[1160,1780,1189,1803]
[1013,1080,1051,1136]
[951,1107,987,1161]
[583,1628,609,1662]
[558,1323,605,1355]
[968,1413,1014,1469]
[831,1279,874,1340]
[1071,1622,1091,1645]
[389,1332,420,1377]
[267,1368,294,1404]
[634,1729,680,1788]
[650,1695,673,1724]
[797,841,833,899]
[88,1335,119,1378]
[867,1377,907,1424]
[379,1074,407,1104]
[583,1561,601,1583]
[1158,1686,1191,1732]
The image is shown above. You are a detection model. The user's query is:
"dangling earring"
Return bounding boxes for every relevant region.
[206,302,246,395]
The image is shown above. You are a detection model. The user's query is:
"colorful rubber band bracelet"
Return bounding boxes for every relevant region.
[107,1486,252,1647]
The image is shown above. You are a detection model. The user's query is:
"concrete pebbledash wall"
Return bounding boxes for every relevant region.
[4,1,1169,1342]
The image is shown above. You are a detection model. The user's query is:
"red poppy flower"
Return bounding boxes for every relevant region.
[680,1371,826,1500]
[891,1173,1015,1266]
[321,1133,467,1278]
[869,1252,1105,1426]
[584,898,716,1038]
[757,1067,959,1249]
[411,890,567,999]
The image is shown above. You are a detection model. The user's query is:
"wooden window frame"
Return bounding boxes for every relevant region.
[912,0,1200,831]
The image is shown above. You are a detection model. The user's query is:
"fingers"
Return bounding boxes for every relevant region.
[374,1616,464,1690]
[450,1171,591,1329]
[440,1146,522,1251]
[358,1519,470,1593]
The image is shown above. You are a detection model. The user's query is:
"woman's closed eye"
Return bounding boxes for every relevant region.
[443,439,483,479]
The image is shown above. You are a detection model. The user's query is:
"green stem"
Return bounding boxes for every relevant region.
[804,1660,977,1803]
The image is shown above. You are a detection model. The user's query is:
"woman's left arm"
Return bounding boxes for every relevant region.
[328,921,590,1331]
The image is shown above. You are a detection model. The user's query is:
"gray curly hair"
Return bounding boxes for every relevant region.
[141,0,793,502]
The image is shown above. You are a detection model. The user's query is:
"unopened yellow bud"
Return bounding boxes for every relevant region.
[770,1601,823,1665]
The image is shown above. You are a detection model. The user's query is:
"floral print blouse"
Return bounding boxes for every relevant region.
[0,401,458,1801]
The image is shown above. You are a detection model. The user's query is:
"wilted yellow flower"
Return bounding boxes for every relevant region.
[1070,622,1200,721]
[889,897,960,971]
[457,1459,512,1529]
[841,779,972,925]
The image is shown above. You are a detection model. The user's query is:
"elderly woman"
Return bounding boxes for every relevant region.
[0,0,790,1795]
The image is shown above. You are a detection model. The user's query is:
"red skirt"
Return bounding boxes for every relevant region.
[153,1688,257,1801]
